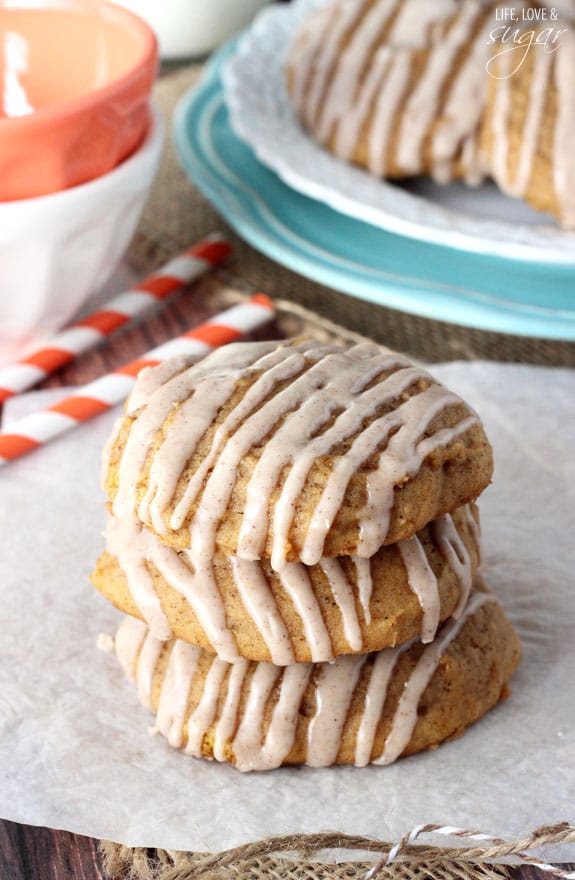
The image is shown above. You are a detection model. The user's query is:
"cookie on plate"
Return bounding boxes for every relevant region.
[285,0,508,185]
[481,24,575,228]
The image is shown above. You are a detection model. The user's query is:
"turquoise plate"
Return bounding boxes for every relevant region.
[173,40,575,340]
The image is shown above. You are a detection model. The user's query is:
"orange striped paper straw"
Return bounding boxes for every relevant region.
[0,233,232,404]
[0,294,274,466]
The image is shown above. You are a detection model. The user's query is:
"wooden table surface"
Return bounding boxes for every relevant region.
[0,285,572,880]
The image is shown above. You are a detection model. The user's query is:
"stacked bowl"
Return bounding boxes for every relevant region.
[0,0,162,363]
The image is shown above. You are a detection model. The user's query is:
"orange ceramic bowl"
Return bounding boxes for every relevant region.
[0,0,157,201]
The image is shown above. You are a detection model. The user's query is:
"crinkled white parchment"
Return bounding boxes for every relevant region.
[0,362,574,855]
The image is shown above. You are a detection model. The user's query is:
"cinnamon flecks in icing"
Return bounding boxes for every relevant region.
[397,536,440,643]
[352,556,374,625]
[102,505,479,663]
[287,0,498,184]
[109,339,483,571]
[107,518,172,643]
[275,562,333,662]
[373,591,491,765]
[229,557,295,666]
[306,654,366,767]
[155,640,200,748]
[114,591,497,772]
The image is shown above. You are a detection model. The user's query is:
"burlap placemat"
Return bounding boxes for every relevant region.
[100,823,575,880]
[127,65,575,367]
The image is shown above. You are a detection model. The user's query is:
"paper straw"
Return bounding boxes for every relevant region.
[0,234,232,404]
[0,293,274,466]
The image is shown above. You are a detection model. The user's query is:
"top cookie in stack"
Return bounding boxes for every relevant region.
[103,339,492,564]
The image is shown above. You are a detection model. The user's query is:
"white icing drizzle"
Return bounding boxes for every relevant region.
[233,662,313,771]
[142,374,240,536]
[232,662,281,769]
[490,44,512,187]
[460,134,486,187]
[514,48,552,195]
[106,518,172,642]
[114,615,147,680]
[430,16,495,180]
[112,341,284,525]
[153,543,239,663]
[169,349,320,535]
[374,591,494,764]
[389,0,457,47]
[354,639,414,766]
[432,513,474,618]
[319,558,363,651]
[185,655,228,756]
[321,0,399,147]
[464,504,481,561]
[305,0,370,132]
[336,44,392,163]
[267,361,426,569]
[306,654,366,767]
[156,640,200,748]
[236,344,402,561]
[352,556,373,625]
[229,557,295,666]
[115,589,497,771]
[276,562,333,662]
[261,663,312,767]
[212,659,250,762]
[136,630,163,711]
[397,2,481,174]
[289,5,333,112]
[303,386,473,563]
[490,40,552,199]
[368,49,412,176]
[397,536,440,644]
[127,356,199,416]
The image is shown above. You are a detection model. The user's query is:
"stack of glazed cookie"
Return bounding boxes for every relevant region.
[286,0,575,228]
[92,338,521,771]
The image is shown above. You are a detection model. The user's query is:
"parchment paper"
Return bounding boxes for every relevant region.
[1,361,574,854]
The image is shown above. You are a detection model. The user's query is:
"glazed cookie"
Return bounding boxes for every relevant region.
[92,504,481,664]
[481,23,575,227]
[104,339,493,566]
[285,0,510,185]
[113,584,521,771]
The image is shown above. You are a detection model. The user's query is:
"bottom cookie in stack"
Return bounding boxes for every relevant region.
[112,581,521,772]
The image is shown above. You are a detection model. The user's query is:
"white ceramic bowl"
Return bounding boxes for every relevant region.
[113,0,272,59]
[0,104,164,366]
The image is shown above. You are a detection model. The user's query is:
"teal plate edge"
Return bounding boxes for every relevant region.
[173,39,575,341]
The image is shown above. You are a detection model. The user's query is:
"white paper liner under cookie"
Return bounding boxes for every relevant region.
[0,362,574,856]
